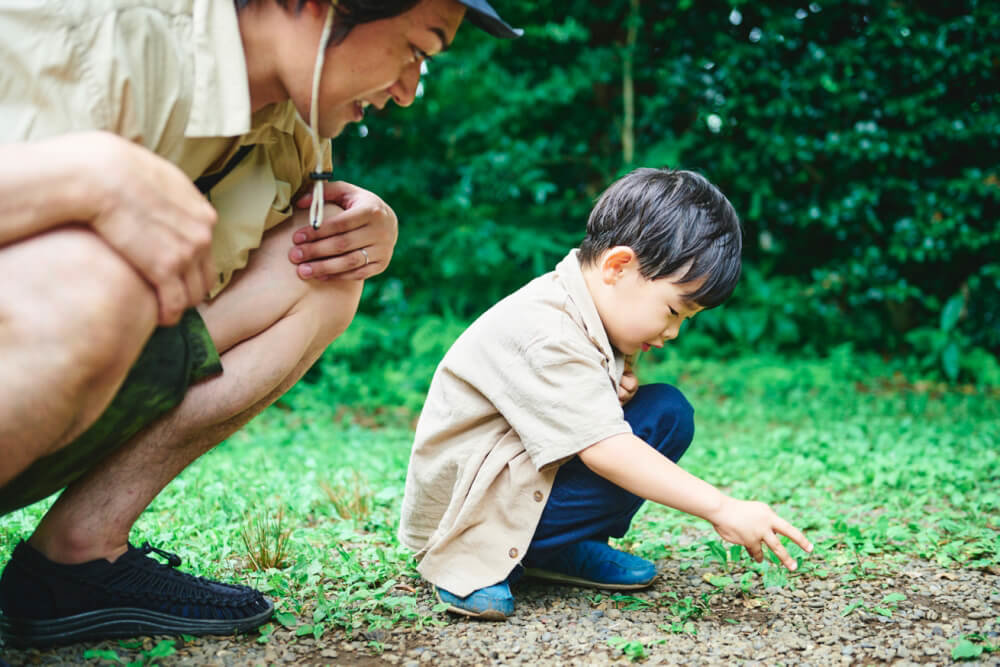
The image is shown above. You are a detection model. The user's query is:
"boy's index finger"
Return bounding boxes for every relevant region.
[763,532,797,571]
[775,517,813,554]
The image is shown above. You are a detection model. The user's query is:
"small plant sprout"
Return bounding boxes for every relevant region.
[322,471,375,520]
[241,507,293,571]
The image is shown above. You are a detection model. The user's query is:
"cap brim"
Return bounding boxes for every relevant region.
[459,1,523,39]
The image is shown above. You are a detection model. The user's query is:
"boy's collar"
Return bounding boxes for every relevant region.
[555,250,618,366]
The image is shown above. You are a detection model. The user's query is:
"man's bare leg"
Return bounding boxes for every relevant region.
[27,214,364,564]
[0,226,157,487]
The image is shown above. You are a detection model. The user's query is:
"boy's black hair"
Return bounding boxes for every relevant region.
[234,1,422,45]
[578,167,743,309]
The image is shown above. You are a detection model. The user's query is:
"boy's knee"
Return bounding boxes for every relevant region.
[626,383,695,461]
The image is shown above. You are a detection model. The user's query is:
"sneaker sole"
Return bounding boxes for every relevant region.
[434,588,509,621]
[523,567,656,591]
[0,600,274,648]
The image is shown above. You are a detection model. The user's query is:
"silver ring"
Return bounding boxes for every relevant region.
[360,248,370,266]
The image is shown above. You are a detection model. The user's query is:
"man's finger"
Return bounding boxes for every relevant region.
[297,252,371,280]
[199,255,217,299]
[183,265,208,312]
[290,228,368,263]
[156,281,185,326]
[294,180,358,209]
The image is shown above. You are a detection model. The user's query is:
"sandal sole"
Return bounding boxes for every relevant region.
[523,567,656,590]
[0,600,274,648]
[434,588,510,621]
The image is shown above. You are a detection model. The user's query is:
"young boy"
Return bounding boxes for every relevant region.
[398,168,812,620]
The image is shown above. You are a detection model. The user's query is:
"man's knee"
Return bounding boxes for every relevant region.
[298,277,364,353]
[3,226,156,381]
[625,383,695,462]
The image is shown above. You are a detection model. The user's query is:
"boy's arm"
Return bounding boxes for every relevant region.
[577,433,813,570]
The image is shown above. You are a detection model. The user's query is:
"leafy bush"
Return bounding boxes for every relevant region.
[326,0,998,383]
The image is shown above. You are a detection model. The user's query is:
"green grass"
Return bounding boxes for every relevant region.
[2,352,998,647]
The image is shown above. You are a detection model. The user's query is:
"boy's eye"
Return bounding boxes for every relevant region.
[668,306,679,317]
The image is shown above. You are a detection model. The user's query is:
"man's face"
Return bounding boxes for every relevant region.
[299,0,466,137]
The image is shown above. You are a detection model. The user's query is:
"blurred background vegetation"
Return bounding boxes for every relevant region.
[298,0,999,411]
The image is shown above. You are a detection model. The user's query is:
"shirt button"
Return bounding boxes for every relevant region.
[533,491,544,502]
[508,548,518,559]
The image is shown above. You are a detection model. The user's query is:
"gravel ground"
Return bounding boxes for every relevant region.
[4,558,998,666]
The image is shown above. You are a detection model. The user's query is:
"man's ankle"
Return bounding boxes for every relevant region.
[26,532,128,566]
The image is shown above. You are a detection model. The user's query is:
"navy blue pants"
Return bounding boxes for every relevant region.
[524,383,694,565]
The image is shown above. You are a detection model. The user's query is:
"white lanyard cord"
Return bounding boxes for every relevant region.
[308,5,336,229]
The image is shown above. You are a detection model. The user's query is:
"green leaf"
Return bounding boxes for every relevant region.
[881,593,906,604]
[841,599,865,616]
[431,602,451,613]
[146,640,176,659]
[952,640,984,660]
[275,611,297,628]
[940,294,963,332]
[942,341,961,381]
[295,623,315,636]
[83,649,122,663]
[708,575,734,588]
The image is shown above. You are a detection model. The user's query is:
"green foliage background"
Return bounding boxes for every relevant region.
[321,0,998,397]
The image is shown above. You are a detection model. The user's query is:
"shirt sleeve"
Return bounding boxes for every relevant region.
[0,3,193,154]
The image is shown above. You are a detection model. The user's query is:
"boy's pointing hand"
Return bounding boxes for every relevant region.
[709,498,813,571]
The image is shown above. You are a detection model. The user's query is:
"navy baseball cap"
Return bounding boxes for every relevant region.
[459,1,523,38]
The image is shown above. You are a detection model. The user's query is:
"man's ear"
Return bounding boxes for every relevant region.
[600,246,637,284]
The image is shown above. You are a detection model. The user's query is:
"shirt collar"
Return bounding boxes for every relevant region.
[185,0,252,138]
[554,249,620,367]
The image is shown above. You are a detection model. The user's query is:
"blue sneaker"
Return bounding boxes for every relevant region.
[435,580,515,621]
[523,540,657,590]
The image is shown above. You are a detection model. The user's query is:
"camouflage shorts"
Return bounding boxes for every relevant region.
[0,309,222,516]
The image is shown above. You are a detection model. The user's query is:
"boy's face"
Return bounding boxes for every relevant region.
[588,247,703,356]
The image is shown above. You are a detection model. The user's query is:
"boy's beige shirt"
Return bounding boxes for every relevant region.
[0,0,328,296]
[399,250,633,597]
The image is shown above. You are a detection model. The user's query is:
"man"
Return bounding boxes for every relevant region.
[0,0,520,647]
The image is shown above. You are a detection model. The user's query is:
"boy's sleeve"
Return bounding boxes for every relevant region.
[474,330,632,471]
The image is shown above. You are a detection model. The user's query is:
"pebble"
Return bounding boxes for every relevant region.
[7,558,1000,666]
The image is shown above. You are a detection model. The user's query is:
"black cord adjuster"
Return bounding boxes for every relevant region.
[310,170,336,181]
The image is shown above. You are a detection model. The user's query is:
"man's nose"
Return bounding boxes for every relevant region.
[388,61,422,108]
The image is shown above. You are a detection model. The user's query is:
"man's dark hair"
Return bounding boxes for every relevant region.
[234,1,422,44]
[578,167,742,309]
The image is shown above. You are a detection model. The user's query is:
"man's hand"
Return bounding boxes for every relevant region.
[84,132,218,326]
[618,369,639,405]
[289,181,398,281]
[709,498,813,571]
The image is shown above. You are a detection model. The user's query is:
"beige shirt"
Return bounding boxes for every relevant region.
[0,0,327,295]
[399,250,632,596]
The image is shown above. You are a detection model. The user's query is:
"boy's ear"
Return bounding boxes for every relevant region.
[301,0,328,19]
[600,246,637,284]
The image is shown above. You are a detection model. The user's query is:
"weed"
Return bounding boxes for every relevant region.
[240,507,292,571]
[610,594,653,610]
[608,637,648,662]
[4,354,997,656]
[321,471,375,521]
